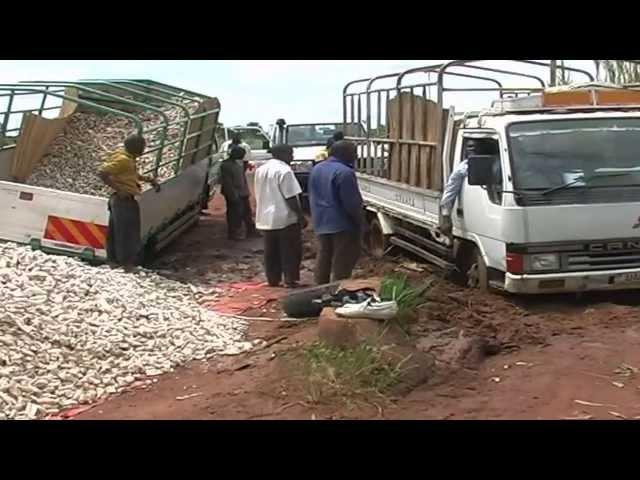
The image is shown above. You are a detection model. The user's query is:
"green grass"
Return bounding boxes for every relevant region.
[300,342,404,404]
[380,274,433,319]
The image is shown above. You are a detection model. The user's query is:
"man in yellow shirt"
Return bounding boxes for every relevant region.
[314,131,344,163]
[98,133,159,271]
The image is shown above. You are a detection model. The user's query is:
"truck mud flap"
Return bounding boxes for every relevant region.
[30,238,102,263]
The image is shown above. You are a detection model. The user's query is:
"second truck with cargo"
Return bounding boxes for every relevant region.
[0,79,220,263]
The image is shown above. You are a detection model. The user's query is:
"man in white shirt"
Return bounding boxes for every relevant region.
[254,144,307,288]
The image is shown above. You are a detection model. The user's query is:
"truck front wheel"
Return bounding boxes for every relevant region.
[466,248,489,291]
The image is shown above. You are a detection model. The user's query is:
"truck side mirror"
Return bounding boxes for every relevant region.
[467,155,498,186]
[262,140,271,150]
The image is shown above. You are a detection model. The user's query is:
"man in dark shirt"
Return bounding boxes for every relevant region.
[308,140,364,284]
[220,146,248,240]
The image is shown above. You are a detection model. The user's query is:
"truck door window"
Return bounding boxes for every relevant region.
[462,137,503,205]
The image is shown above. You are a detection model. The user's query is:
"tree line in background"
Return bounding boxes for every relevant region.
[594,60,640,84]
[556,60,640,86]
[214,62,640,141]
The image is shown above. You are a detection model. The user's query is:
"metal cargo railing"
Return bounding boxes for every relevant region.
[0,79,220,179]
[343,60,594,184]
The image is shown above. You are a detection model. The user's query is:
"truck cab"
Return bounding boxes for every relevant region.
[458,107,640,293]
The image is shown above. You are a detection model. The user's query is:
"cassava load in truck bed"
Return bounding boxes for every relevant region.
[28,102,194,197]
[0,80,220,262]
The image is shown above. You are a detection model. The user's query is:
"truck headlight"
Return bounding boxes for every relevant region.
[528,253,559,271]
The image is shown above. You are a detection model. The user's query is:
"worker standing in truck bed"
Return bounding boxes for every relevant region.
[98,133,159,272]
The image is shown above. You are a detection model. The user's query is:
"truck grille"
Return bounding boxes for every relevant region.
[565,251,640,271]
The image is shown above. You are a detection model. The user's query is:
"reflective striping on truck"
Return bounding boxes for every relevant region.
[44,216,108,250]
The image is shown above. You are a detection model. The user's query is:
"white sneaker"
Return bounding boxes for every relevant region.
[335,298,398,321]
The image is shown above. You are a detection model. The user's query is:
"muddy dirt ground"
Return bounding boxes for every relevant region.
[79,195,640,420]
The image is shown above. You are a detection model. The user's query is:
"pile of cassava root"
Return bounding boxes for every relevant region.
[0,242,253,420]
[27,97,197,197]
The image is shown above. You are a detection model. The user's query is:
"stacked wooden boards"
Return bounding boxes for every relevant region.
[387,92,447,191]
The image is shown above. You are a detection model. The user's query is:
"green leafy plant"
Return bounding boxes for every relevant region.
[380,274,432,315]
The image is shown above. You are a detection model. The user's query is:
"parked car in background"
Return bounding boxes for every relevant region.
[270,119,366,209]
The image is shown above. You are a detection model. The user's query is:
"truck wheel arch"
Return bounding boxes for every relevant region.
[455,235,503,291]
[365,210,393,258]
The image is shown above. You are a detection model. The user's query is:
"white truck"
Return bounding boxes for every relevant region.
[0,79,220,263]
[345,60,640,294]
[216,124,272,166]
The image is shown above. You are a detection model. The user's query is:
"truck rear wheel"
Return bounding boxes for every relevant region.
[367,217,389,259]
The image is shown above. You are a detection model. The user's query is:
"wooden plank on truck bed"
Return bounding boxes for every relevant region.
[418,99,430,189]
[421,99,434,189]
[11,88,79,183]
[425,101,442,190]
[388,93,401,182]
[400,93,412,185]
[411,95,425,187]
[388,93,444,189]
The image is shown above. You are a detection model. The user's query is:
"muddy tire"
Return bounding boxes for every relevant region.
[366,218,389,259]
[281,294,324,318]
[466,247,489,292]
[281,282,342,318]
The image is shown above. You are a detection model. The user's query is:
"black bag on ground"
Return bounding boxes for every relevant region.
[281,283,377,318]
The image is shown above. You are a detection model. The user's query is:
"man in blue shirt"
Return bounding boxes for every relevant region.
[309,140,364,284]
[440,138,500,235]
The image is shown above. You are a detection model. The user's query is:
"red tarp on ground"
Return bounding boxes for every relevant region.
[206,281,288,315]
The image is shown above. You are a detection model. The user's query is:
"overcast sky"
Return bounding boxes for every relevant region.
[0,60,597,131]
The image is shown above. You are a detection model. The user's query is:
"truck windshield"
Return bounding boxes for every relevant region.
[508,118,640,192]
[230,128,269,150]
[286,123,365,146]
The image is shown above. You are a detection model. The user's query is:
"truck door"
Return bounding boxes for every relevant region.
[454,130,506,271]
